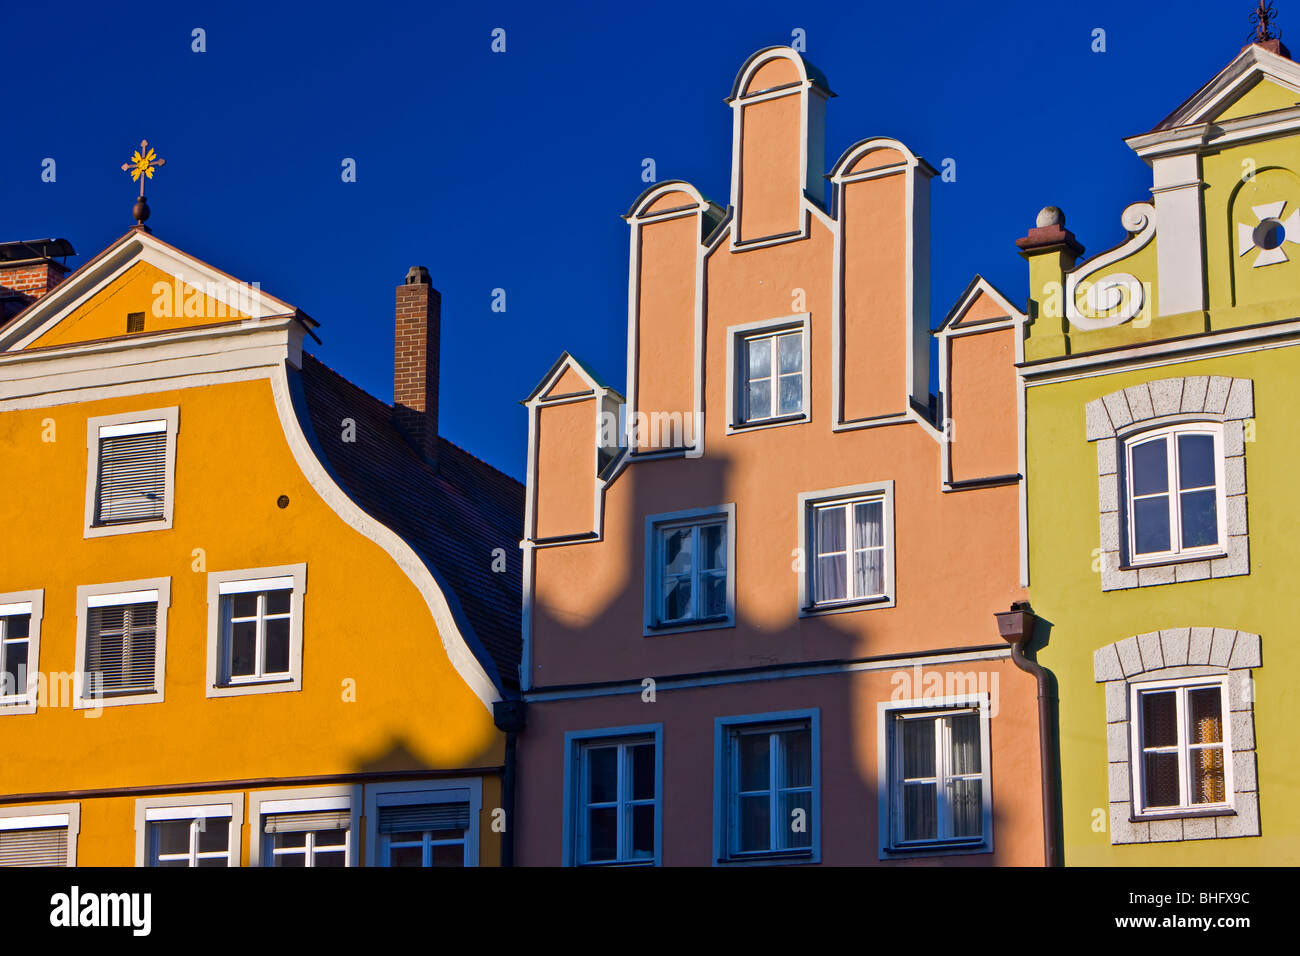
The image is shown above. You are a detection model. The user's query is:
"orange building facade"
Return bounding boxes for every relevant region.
[516,47,1050,866]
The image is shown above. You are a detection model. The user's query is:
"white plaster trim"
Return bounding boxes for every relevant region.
[73,577,171,709]
[204,563,307,699]
[1147,44,1300,133]
[1064,203,1157,330]
[133,791,244,867]
[82,405,179,539]
[270,367,500,711]
[1150,153,1206,317]
[247,784,362,867]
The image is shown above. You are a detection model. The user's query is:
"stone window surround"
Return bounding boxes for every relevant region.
[1094,627,1261,845]
[1085,376,1252,591]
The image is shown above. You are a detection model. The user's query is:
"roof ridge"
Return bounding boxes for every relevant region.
[303,351,520,488]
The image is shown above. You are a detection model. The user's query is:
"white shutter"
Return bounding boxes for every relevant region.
[0,827,68,866]
[263,810,351,834]
[86,603,157,696]
[96,429,167,523]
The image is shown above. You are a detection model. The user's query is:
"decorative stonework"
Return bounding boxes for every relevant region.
[1086,376,1252,591]
[1094,628,1261,845]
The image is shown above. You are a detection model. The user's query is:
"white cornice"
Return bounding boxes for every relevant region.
[1149,44,1300,133]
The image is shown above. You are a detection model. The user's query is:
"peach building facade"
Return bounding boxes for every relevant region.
[515,47,1048,866]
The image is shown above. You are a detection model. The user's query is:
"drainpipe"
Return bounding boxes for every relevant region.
[492,698,526,867]
[995,601,1060,867]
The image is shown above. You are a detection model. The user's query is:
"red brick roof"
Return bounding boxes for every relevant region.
[296,352,523,690]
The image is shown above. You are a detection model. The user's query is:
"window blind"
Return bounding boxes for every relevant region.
[0,827,67,866]
[86,603,157,696]
[263,810,351,834]
[96,429,166,523]
[377,803,470,834]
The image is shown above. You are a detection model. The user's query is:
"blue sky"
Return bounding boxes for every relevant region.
[3,0,1264,480]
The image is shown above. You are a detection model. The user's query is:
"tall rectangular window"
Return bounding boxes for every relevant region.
[95,420,167,524]
[84,408,178,538]
[645,506,735,632]
[574,737,657,865]
[727,317,810,432]
[76,580,169,709]
[715,712,819,864]
[1131,680,1229,813]
[1124,423,1226,563]
[742,329,804,423]
[0,606,32,705]
[799,482,894,614]
[219,579,293,684]
[880,701,991,856]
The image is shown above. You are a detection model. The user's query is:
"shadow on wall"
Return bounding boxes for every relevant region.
[527,446,1044,865]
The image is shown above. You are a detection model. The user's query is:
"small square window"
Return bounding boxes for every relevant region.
[881,703,991,856]
[716,713,818,864]
[798,482,895,614]
[1122,423,1227,566]
[84,408,179,538]
[75,579,170,709]
[567,732,660,866]
[727,317,810,431]
[1130,679,1231,816]
[644,507,735,633]
[206,565,306,697]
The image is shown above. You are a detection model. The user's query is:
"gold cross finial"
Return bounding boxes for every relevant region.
[120,139,165,228]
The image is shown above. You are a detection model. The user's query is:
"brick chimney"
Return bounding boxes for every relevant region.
[0,239,75,322]
[393,265,441,468]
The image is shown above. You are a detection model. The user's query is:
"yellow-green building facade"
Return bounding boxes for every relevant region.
[1019,39,1300,864]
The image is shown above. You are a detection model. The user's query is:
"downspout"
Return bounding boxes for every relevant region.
[995,602,1060,867]
[493,698,526,867]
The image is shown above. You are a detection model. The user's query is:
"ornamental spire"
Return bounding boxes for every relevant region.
[120,139,166,229]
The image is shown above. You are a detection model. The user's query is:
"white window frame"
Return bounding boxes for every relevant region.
[73,577,171,709]
[713,709,821,866]
[562,724,663,867]
[1128,675,1234,818]
[878,694,994,859]
[797,481,896,615]
[726,314,811,433]
[205,564,307,698]
[83,407,179,539]
[0,590,44,715]
[248,786,361,867]
[643,504,736,635]
[1121,421,1228,568]
[133,793,243,867]
[0,803,80,866]
[363,778,482,868]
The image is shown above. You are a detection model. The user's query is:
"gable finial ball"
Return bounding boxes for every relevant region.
[1036,206,1065,228]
